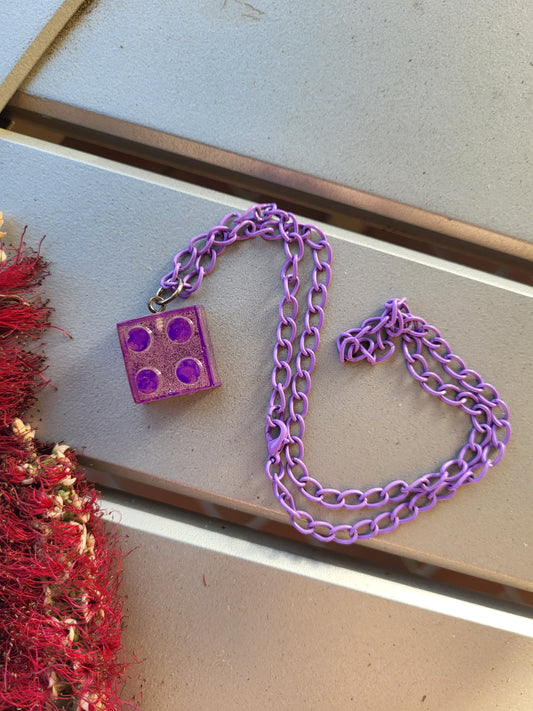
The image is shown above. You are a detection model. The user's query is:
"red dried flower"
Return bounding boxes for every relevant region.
[0,224,135,709]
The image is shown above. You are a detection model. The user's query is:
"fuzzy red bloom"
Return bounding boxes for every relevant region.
[0,450,129,710]
[0,348,48,426]
[0,229,47,295]
[0,237,51,446]
[0,231,135,709]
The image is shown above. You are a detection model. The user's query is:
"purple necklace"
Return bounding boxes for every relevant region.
[117,204,511,544]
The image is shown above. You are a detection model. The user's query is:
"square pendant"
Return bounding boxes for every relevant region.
[117,305,221,403]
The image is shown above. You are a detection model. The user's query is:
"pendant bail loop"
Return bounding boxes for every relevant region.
[147,280,184,313]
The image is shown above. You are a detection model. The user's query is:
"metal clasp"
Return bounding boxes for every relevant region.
[266,419,289,459]
[147,280,184,313]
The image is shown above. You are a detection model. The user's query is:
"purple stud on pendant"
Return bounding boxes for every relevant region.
[117,305,221,403]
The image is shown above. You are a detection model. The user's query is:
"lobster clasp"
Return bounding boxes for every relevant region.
[266,419,289,459]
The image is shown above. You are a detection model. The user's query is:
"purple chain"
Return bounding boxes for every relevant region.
[160,204,510,544]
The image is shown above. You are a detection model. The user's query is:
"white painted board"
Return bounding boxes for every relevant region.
[13,0,533,243]
[1,130,532,592]
[110,492,533,710]
[0,0,85,110]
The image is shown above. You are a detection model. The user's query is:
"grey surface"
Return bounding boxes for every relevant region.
[0,0,85,110]
[1,130,533,590]
[109,492,533,710]
[14,0,533,243]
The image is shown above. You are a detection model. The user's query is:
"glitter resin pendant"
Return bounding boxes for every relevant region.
[117,305,221,403]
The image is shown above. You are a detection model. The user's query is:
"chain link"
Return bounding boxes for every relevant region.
[159,204,510,544]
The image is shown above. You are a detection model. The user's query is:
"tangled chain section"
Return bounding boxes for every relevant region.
[162,204,510,545]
